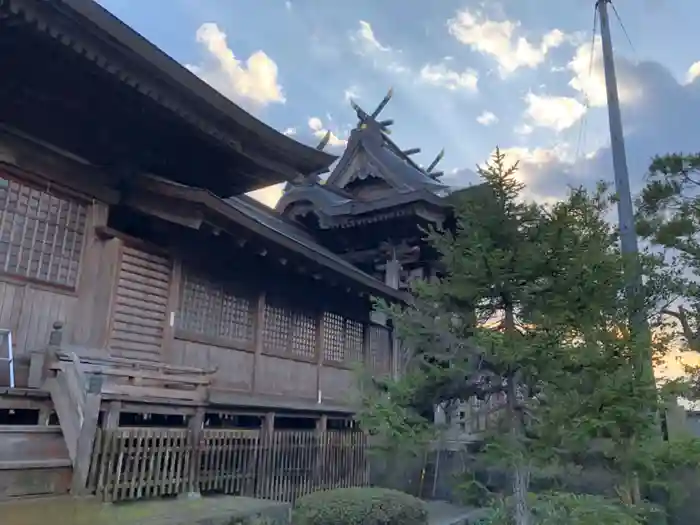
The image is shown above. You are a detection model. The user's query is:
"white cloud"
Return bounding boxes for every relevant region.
[350,20,407,74]
[447,9,568,76]
[351,21,477,94]
[248,183,285,208]
[476,111,498,126]
[344,86,360,102]
[282,127,296,136]
[567,35,640,107]
[490,145,575,203]
[523,93,586,132]
[284,0,292,11]
[354,20,391,54]
[419,63,479,92]
[186,23,285,111]
[308,117,347,147]
[515,123,534,135]
[685,61,700,84]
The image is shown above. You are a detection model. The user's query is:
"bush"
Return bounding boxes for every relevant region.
[292,487,428,525]
[476,492,666,525]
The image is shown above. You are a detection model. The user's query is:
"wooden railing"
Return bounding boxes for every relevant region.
[86,428,369,503]
[45,352,102,493]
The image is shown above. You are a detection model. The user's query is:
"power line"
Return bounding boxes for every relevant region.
[574,6,599,165]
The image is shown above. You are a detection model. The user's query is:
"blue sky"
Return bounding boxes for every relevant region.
[97,0,700,207]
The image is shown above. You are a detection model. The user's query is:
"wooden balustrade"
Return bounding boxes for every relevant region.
[86,427,369,503]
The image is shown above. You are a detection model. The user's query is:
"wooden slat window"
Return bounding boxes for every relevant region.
[322,312,365,364]
[368,324,392,375]
[262,300,291,354]
[0,177,86,288]
[177,268,254,344]
[291,311,316,359]
[263,296,318,359]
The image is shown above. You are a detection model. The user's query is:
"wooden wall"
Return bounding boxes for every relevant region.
[0,281,75,386]
[0,130,394,408]
[167,278,392,410]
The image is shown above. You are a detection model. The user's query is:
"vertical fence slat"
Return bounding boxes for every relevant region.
[87,425,368,503]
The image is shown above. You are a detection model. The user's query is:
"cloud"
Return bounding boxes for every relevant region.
[515,123,534,135]
[419,63,479,92]
[479,57,700,205]
[447,9,570,76]
[523,93,586,132]
[568,35,641,107]
[248,184,285,208]
[308,116,347,147]
[686,61,700,84]
[355,20,391,54]
[476,111,498,126]
[344,86,361,102]
[186,23,285,111]
[350,20,477,93]
[282,127,297,136]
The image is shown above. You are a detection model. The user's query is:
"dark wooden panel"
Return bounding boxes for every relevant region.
[108,245,171,362]
[0,425,71,500]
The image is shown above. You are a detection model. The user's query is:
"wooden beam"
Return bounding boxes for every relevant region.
[123,189,204,230]
[251,291,266,394]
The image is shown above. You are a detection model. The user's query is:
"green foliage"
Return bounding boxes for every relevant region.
[476,492,665,525]
[292,487,428,525]
[358,147,691,524]
[638,152,700,358]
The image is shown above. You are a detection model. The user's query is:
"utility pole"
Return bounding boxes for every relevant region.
[596,0,654,384]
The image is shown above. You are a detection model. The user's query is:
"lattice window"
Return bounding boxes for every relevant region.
[345,319,364,363]
[322,312,345,362]
[0,177,86,288]
[291,311,316,359]
[178,268,254,343]
[368,324,392,375]
[263,302,291,353]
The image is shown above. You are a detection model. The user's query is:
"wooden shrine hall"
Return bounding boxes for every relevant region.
[0,0,416,503]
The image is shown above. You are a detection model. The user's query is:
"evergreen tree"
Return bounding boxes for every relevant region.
[359,149,674,524]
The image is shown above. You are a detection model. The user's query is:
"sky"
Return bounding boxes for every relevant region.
[96,0,700,377]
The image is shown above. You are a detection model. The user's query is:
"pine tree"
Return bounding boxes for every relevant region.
[360,149,673,524]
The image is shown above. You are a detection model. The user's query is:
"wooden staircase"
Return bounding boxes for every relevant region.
[45,352,101,493]
[40,345,214,495]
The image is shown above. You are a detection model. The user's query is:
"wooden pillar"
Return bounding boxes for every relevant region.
[251,291,266,394]
[186,407,205,498]
[315,311,325,406]
[256,412,276,498]
[28,321,64,388]
[70,373,103,495]
[163,260,182,365]
[314,414,328,487]
[103,400,121,429]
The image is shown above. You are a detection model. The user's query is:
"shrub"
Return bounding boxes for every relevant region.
[292,487,428,525]
[476,492,666,525]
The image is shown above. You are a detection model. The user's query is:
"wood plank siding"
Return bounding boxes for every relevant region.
[0,173,85,386]
[107,246,172,362]
[0,136,395,406]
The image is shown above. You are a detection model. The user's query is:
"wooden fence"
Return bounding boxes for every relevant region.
[86,427,369,502]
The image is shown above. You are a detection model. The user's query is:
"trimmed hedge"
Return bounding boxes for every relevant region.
[292,487,428,525]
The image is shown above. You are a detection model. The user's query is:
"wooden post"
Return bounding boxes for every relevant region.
[256,412,275,498]
[251,291,266,393]
[314,414,327,489]
[28,321,64,388]
[70,373,102,495]
[162,260,182,365]
[103,400,122,430]
[186,407,205,498]
[315,312,324,406]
